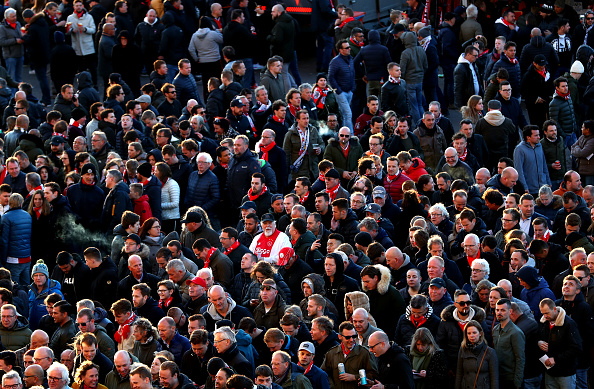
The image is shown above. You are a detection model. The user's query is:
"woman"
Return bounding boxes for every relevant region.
[151,356,169,386]
[28,259,63,330]
[132,318,162,366]
[399,190,428,230]
[344,291,377,326]
[471,280,492,309]
[455,320,498,389]
[312,73,340,124]
[213,117,238,143]
[27,189,52,263]
[60,149,77,175]
[460,95,484,125]
[138,217,179,273]
[405,328,447,389]
[154,162,180,234]
[383,110,398,138]
[189,17,223,101]
[72,361,107,389]
[147,149,163,166]
[242,261,291,309]
[156,280,184,311]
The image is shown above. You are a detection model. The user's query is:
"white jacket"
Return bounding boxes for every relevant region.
[161,177,180,220]
[66,11,96,56]
[249,230,291,265]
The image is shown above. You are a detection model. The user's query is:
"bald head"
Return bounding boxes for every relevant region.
[352,307,368,320]
[531,27,541,37]
[15,91,26,101]
[31,329,49,348]
[25,364,44,379]
[272,4,284,12]
[501,167,518,188]
[103,22,115,35]
[385,247,404,269]
[475,167,491,185]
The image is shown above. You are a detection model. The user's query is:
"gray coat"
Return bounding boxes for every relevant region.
[0,19,24,59]
[455,342,499,389]
[188,28,223,63]
[260,68,287,102]
[400,31,427,84]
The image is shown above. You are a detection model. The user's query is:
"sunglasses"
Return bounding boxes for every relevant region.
[339,134,350,138]
[341,334,357,339]
[260,285,276,291]
[456,301,470,306]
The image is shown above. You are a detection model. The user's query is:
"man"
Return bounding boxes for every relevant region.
[283,110,323,181]
[394,294,439,347]
[192,239,233,289]
[212,326,252,377]
[131,283,164,324]
[553,192,591,235]
[537,298,583,388]
[550,77,577,146]
[497,81,528,130]
[117,255,159,301]
[157,317,191,365]
[258,128,287,194]
[260,58,288,104]
[227,135,260,208]
[355,96,384,138]
[180,329,213,385]
[553,170,584,197]
[164,260,194,304]
[104,350,133,389]
[414,112,447,171]
[310,316,339,366]
[491,41,521,100]
[271,351,312,389]
[454,45,483,108]
[330,198,359,245]
[202,285,252,331]
[219,227,250,276]
[574,264,594,310]
[173,59,201,107]
[66,0,97,86]
[278,245,313,303]
[241,173,272,218]
[249,214,291,265]
[159,361,194,389]
[24,364,44,388]
[253,279,286,330]
[328,39,356,133]
[109,298,138,352]
[135,162,162,222]
[513,125,551,194]
[350,307,379,347]
[440,147,474,185]
[3,158,27,198]
[129,365,155,389]
[400,31,428,124]
[323,127,363,185]
[268,5,296,88]
[49,300,77,356]
[0,304,31,350]
[321,321,377,389]
[540,120,567,189]
[75,309,115,360]
[476,100,519,171]
[366,331,414,389]
[492,298,525,389]
[381,63,409,117]
[296,342,328,389]
[75,333,113,383]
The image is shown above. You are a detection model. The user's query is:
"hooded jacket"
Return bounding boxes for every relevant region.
[395,304,440,347]
[400,31,428,84]
[134,15,164,54]
[475,110,518,157]
[513,141,551,193]
[0,315,32,350]
[188,28,222,63]
[454,54,484,108]
[519,35,559,73]
[517,268,556,319]
[343,291,377,326]
[324,253,360,321]
[353,30,391,81]
[28,280,63,330]
[202,296,253,332]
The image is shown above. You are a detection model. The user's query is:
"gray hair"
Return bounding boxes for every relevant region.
[2,371,21,386]
[472,258,490,277]
[429,203,448,217]
[539,185,553,197]
[358,217,379,232]
[165,259,185,272]
[427,235,444,250]
[466,4,478,18]
[76,299,95,311]
[463,233,480,246]
[213,326,236,344]
[299,83,312,93]
[254,86,267,97]
[197,152,212,164]
[4,8,16,18]
[47,362,70,385]
[92,131,107,143]
[197,267,213,278]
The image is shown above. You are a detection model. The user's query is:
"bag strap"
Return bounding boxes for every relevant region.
[472,347,488,389]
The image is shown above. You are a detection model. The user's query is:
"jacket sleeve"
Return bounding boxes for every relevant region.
[283,132,293,167]
[0,216,8,261]
[548,100,561,129]
[187,34,199,62]
[512,146,528,192]
[510,328,525,388]
[201,175,220,212]
[453,65,466,108]
[488,348,499,389]
[571,137,594,158]
[162,180,180,210]
[328,60,342,95]
[84,16,96,35]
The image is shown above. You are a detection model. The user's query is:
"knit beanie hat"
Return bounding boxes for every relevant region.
[31,259,49,279]
[54,31,65,44]
[137,162,152,178]
[570,60,584,74]
[516,265,539,288]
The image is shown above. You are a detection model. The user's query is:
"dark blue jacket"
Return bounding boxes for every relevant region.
[135,297,165,327]
[3,172,27,197]
[497,94,528,129]
[173,73,202,107]
[438,22,459,65]
[185,170,219,217]
[227,151,261,207]
[158,331,191,366]
[353,30,391,81]
[158,13,186,65]
[143,175,162,221]
[491,55,521,98]
[66,181,105,228]
[329,53,356,94]
[310,0,337,32]
[305,364,330,389]
[1,208,32,261]
[102,181,133,232]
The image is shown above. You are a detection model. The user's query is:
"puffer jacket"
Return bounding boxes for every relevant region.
[66,180,105,228]
[332,208,360,245]
[76,71,100,112]
[102,181,133,232]
[353,30,391,81]
[343,291,377,326]
[66,10,96,56]
[161,177,180,221]
[395,304,440,347]
[0,19,24,58]
[227,150,261,208]
[185,170,219,217]
[571,134,594,176]
[28,280,63,330]
[328,52,356,94]
[413,122,447,170]
[0,314,32,350]
[549,92,577,138]
[491,54,521,98]
[1,208,32,262]
[400,31,428,84]
[519,35,559,73]
[52,93,77,121]
[188,28,222,63]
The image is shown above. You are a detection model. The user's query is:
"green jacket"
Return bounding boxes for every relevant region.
[0,315,32,350]
[323,137,364,182]
[540,136,567,182]
[283,124,324,180]
[321,344,378,389]
[280,364,313,389]
[294,230,322,262]
[75,324,115,360]
[492,321,525,388]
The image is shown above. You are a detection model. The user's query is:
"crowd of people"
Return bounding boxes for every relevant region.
[0,0,592,388]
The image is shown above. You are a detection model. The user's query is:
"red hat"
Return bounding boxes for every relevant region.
[186,276,207,288]
[277,247,295,266]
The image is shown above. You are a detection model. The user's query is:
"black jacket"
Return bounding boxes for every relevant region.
[50,259,92,306]
[102,181,133,232]
[313,331,340,366]
[227,150,261,207]
[376,343,415,389]
[135,297,166,324]
[90,257,119,311]
[219,343,253,377]
[454,59,484,108]
[23,13,50,67]
[537,307,582,377]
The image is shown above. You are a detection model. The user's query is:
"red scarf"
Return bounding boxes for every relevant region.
[7,21,16,29]
[350,37,363,47]
[505,54,518,65]
[160,177,168,188]
[340,143,349,159]
[52,132,66,138]
[411,315,427,328]
[386,173,399,183]
[539,230,550,242]
[459,148,468,162]
[33,206,42,218]
[260,141,276,161]
[341,343,353,356]
[272,115,285,124]
[318,173,325,182]
[467,250,481,267]
[536,68,547,79]
[299,191,310,204]
[213,17,222,29]
[203,247,217,268]
[248,184,268,201]
[224,240,240,255]
[339,16,355,28]
[312,86,328,109]
[326,184,340,201]
[557,90,570,100]
[244,113,257,138]
[27,185,43,199]
[75,10,85,18]
[288,105,299,118]
[500,17,515,29]
[159,297,173,310]
[114,313,135,344]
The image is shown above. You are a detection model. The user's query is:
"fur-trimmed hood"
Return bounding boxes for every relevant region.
[441,303,486,323]
[344,291,377,326]
[361,264,392,295]
[120,242,151,260]
[539,306,567,326]
[535,194,563,209]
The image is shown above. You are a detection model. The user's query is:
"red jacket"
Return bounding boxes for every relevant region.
[133,194,153,224]
[404,158,429,182]
[383,171,411,202]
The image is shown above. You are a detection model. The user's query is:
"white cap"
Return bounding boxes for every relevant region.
[570,60,584,74]
[298,342,316,354]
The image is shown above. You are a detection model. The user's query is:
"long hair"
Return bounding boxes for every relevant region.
[460,95,483,124]
[184,206,212,229]
[139,217,160,239]
[27,189,51,217]
[461,320,485,349]
[410,327,439,356]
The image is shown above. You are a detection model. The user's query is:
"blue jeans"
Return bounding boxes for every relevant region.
[336,90,353,133]
[6,56,23,83]
[33,64,51,105]
[242,57,255,87]
[7,262,30,285]
[289,52,302,86]
[316,32,334,72]
[166,64,178,83]
[576,368,588,389]
[544,373,575,389]
[523,375,542,389]
[406,82,423,124]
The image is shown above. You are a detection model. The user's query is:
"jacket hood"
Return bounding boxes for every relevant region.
[19,133,45,150]
[401,31,418,48]
[235,329,253,347]
[405,303,434,321]
[539,306,567,325]
[76,71,94,90]
[94,306,109,322]
[441,303,486,322]
[143,15,158,25]
[368,29,380,44]
[112,224,127,236]
[361,264,391,294]
[410,157,426,170]
[457,54,471,65]
[576,45,594,67]
[344,291,370,317]
[196,27,211,38]
[530,35,546,48]
[206,296,237,320]
[302,273,326,295]
[484,110,505,126]
[0,313,29,331]
[117,29,132,42]
[161,13,175,26]
[535,194,563,209]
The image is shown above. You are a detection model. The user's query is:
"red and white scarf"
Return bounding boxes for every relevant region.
[224,240,240,255]
[385,172,400,183]
[312,86,328,109]
[299,191,310,205]
[288,104,299,118]
[260,141,276,161]
[350,36,363,47]
[52,132,66,138]
[388,76,400,84]
[459,148,468,162]
[505,54,518,65]
[326,184,340,201]
[114,313,135,344]
[159,297,173,310]
[203,247,217,268]
[248,184,268,201]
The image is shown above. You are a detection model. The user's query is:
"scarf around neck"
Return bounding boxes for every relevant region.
[260,141,276,161]
[248,184,268,201]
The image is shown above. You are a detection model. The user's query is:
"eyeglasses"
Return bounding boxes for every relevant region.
[157,289,169,293]
[501,218,514,222]
[456,301,470,306]
[341,46,351,50]
[34,357,49,362]
[4,384,20,389]
[369,143,381,146]
[341,334,357,339]
[1,315,14,319]
[471,268,484,273]
[260,285,276,291]
[576,276,585,281]
[167,90,177,94]
[78,321,89,327]
[48,377,63,382]
[213,339,228,344]
[368,342,382,350]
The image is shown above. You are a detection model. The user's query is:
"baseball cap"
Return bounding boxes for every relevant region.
[50,136,66,145]
[186,276,207,288]
[136,95,152,104]
[277,247,295,266]
[298,342,316,354]
[125,233,141,245]
[534,54,547,66]
[261,213,275,222]
[180,211,202,224]
[230,98,244,108]
[372,186,387,199]
[429,277,446,289]
[365,203,381,214]
[271,194,283,204]
[240,201,257,210]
